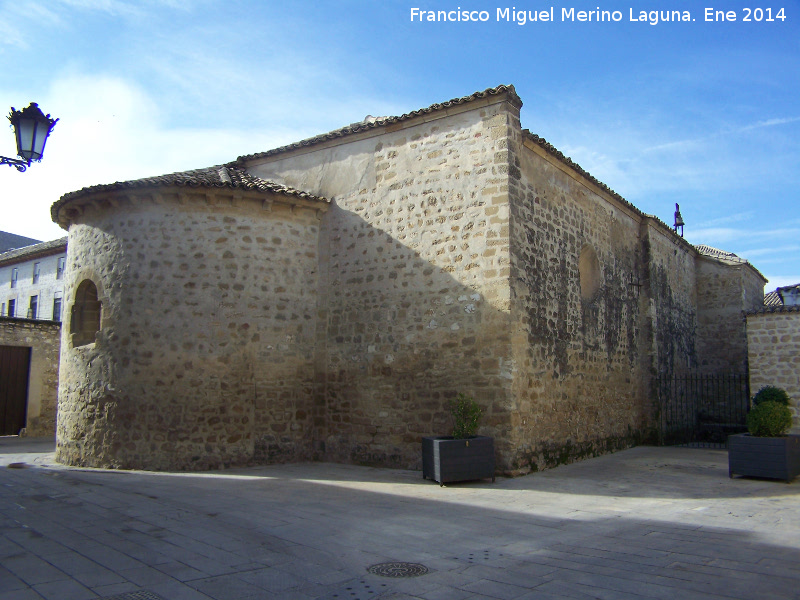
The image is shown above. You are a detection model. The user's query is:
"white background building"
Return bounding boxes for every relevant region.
[0,237,68,322]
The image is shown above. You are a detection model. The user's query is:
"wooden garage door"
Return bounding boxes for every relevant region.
[0,345,31,436]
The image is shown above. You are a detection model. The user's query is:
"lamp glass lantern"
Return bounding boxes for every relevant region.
[8,102,58,165]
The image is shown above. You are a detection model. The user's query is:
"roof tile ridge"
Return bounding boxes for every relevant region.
[222,163,330,203]
[0,236,68,263]
[522,129,651,223]
[237,84,521,163]
[748,304,800,315]
[52,163,329,224]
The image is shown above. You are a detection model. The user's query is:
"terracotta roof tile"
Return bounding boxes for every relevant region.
[44,84,770,293]
[523,130,703,248]
[748,304,800,315]
[764,291,783,307]
[232,83,767,281]
[59,164,325,201]
[0,237,68,266]
[523,131,639,212]
[694,245,746,263]
[51,164,328,224]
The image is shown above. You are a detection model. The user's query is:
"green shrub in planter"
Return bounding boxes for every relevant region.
[422,393,494,485]
[730,385,799,481]
[449,393,482,439]
[752,386,791,407]
[746,401,793,437]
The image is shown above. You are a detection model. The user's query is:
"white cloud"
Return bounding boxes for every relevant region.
[688,227,800,246]
[0,73,327,241]
[53,0,141,15]
[702,211,758,227]
[528,82,800,209]
[685,228,745,245]
[737,116,800,133]
[738,245,800,259]
[639,116,800,156]
[0,1,62,48]
[1,4,796,289]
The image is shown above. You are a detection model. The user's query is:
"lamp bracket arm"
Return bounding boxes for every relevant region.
[0,155,28,172]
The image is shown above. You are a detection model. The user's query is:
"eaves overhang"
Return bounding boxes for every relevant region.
[0,237,68,267]
[51,164,329,230]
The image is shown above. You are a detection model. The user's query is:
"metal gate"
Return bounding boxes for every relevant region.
[0,345,31,436]
[657,373,750,448]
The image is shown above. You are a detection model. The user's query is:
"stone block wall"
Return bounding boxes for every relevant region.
[696,258,767,374]
[56,193,324,470]
[746,307,800,429]
[506,133,664,474]
[248,95,519,469]
[247,89,749,473]
[49,86,769,474]
[643,224,698,378]
[0,318,61,436]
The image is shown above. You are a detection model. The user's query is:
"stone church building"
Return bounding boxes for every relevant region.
[50,85,766,473]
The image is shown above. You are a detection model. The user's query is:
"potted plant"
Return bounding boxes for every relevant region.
[728,386,800,482]
[422,393,495,486]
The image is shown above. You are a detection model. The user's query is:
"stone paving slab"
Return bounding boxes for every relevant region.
[2,437,800,599]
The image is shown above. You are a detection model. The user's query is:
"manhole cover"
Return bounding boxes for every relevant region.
[367,562,429,577]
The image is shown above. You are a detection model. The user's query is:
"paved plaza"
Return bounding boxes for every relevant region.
[1,437,799,600]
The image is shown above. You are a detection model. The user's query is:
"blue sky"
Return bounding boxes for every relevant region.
[1,0,798,288]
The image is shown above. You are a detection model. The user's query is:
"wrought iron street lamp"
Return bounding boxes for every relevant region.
[1,103,58,172]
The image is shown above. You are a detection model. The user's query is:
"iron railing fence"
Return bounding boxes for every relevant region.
[657,373,750,448]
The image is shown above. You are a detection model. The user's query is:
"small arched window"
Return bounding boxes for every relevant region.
[71,280,101,347]
[579,245,601,300]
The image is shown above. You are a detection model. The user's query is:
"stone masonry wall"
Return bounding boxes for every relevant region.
[746,307,800,430]
[696,258,766,375]
[0,318,61,436]
[248,92,711,473]
[56,193,323,470]
[48,88,771,474]
[642,224,698,378]
[507,135,656,474]
[248,96,518,469]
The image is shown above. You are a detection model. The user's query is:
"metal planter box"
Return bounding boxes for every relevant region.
[422,436,495,486]
[728,433,800,482]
